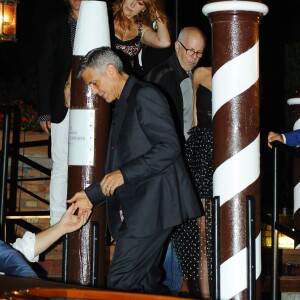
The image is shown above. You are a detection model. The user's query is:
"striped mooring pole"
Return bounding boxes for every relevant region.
[287,98,300,232]
[203,1,268,299]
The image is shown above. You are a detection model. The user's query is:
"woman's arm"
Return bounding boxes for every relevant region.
[192,88,198,127]
[141,13,171,48]
[64,70,72,108]
[192,68,203,127]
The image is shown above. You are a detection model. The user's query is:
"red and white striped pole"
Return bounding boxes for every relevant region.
[203,1,268,299]
[287,98,300,231]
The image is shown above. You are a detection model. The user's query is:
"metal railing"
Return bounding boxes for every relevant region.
[0,104,50,241]
[268,141,300,300]
[212,195,256,299]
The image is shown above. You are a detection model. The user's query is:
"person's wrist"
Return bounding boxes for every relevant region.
[54,220,66,236]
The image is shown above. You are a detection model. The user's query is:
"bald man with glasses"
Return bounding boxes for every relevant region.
[146,26,205,144]
[145,26,206,295]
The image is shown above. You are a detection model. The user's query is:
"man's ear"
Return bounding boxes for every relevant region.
[106,64,117,76]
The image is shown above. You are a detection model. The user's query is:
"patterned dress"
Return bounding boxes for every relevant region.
[171,83,213,295]
[115,22,143,77]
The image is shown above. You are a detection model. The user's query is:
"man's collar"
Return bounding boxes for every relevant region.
[169,53,189,79]
[118,76,138,103]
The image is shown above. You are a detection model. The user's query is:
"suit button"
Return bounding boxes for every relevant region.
[111,146,114,150]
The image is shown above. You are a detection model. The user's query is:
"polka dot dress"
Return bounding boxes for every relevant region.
[171,84,213,294]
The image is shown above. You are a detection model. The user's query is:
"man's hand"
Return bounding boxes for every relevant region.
[39,120,51,135]
[67,191,93,216]
[100,169,124,196]
[57,203,91,235]
[268,131,283,148]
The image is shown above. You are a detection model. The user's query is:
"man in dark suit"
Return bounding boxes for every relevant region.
[68,47,203,294]
[38,0,82,225]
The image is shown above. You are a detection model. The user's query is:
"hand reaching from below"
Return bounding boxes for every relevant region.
[58,203,91,235]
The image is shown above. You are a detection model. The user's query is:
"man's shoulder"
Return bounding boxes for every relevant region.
[127,76,153,90]
[125,77,158,99]
[145,58,175,83]
[132,78,161,96]
[127,77,165,103]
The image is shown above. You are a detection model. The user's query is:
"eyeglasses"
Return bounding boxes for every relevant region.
[178,40,203,58]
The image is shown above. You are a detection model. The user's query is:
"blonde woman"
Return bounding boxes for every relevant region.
[113,0,171,75]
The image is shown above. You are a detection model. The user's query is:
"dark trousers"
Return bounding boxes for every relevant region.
[107,224,173,294]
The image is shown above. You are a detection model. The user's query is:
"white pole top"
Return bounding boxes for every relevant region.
[73,1,111,56]
[203,1,269,16]
[288,98,300,106]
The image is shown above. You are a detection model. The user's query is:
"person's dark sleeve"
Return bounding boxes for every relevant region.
[38,22,55,117]
[284,129,300,147]
[84,180,106,206]
[120,87,181,184]
[0,240,37,278]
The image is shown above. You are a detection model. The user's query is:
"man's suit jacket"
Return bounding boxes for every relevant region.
[38,15,72,123]
[284,129,300,146]
[145,53,190,145]
[85,76,203,239]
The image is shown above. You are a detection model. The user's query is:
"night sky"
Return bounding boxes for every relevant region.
[1,0,300,210]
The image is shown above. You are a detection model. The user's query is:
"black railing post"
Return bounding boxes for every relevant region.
[246,195,256,299]
[272,144,279,300]
[91,221,99,287]
[63,234,68,283]
[212,195,220,299]
[0,106,11,239]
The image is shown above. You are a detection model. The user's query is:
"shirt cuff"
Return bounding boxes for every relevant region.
[84,181,106,206]
[11,231,39,263]
[282,134,286,144]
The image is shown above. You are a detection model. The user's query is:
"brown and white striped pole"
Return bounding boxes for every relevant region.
[287,98,300,232]
[203,1,268,299]
[65,1,111,286]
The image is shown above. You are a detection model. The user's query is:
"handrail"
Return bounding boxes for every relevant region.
[212,196,220,299]
[262,214,300,244]
[272,143,279,300]
[0,106,51,239]
[0,105,12,239]
[247,195,256,300]
[270,140,300,299]
[271,140,300,157]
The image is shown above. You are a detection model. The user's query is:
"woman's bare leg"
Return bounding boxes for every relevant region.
[198,214,210,299]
